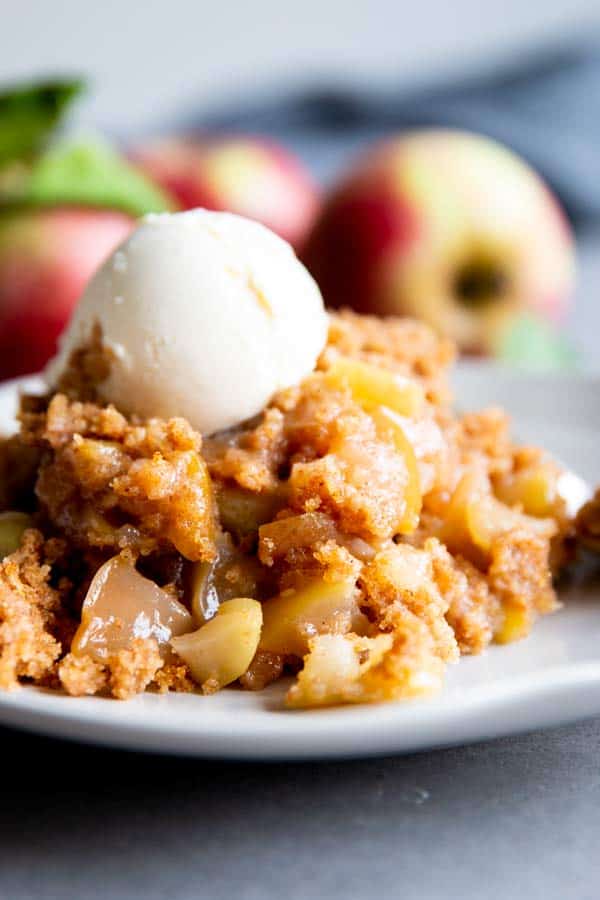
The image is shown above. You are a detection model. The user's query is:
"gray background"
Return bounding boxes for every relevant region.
[1,0,597,137]
[1,3,600,897]
[1,718,599,899]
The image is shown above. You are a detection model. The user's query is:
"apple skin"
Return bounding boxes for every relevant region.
[303,130,576,355]
[133,136,320,251]
[0,208,134,379]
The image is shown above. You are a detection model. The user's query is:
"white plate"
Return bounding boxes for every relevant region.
[0,367,598,759]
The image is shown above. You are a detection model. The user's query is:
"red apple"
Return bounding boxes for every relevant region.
[133,136,319,251]
[303,130,576,355]
[0,208,134,379]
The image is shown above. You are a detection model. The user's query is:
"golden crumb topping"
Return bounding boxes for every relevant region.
[25,394,215,562]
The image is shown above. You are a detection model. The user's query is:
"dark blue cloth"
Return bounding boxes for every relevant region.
[192,43,600,227]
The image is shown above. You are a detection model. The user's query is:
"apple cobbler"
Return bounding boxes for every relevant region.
[0,311,587,707]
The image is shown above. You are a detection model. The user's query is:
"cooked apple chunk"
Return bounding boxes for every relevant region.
[286,633,393,708]
[493,458,565,519]
[369,407,422,532]
[0,512,32,560]
[258,512,339,567]
[259,511,376,567]
[72,554,193,661]
[190,532,265,624]
[325,357,424,417]
[171,597,262,692]
[286,606,444,708]
[217,485,286,540]
[441,471,556,566]
[259,576,367,657]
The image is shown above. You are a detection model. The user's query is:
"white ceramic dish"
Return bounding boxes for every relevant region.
[0,367,598,759]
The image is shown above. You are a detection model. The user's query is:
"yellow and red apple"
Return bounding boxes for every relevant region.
[134,136,319,251]
[0,208,133,379]
[303,130,576,355]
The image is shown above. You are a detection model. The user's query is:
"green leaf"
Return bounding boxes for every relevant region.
[1,139,172,217]
[0,79,84,167]
[497,313,578,370]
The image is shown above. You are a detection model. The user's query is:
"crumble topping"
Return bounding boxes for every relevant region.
[0,530,64,690]
[0,310,589,706]
[23,393,215,562]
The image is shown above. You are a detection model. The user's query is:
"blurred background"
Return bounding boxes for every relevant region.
[0,0,599,377]
[3,0,596,135]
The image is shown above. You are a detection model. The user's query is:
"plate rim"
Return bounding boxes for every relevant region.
[1,657,600,759]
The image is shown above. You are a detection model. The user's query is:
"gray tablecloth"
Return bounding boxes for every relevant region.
[1,717,599,900]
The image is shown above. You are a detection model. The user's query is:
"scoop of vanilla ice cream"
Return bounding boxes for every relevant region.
[46,209,328,434]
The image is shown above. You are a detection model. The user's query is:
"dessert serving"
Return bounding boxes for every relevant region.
[0,210,590,708]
